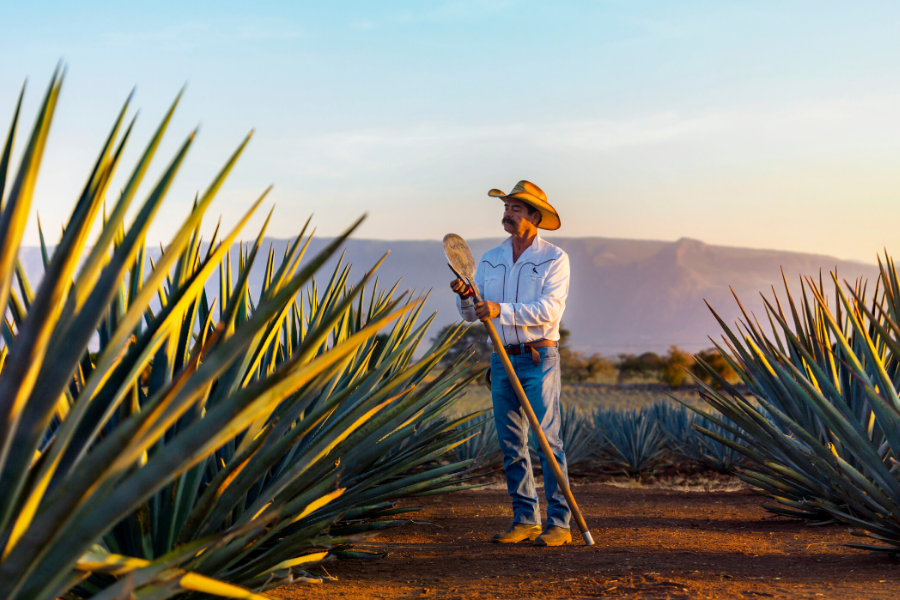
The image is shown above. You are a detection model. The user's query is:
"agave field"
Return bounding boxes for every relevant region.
[453,382,742,477]
[5,68,900,600]
[453,382,705,414]
[455,400,746,477]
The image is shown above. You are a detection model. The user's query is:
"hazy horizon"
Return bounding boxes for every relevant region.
[15,234,882,356]
[14,232,884,268]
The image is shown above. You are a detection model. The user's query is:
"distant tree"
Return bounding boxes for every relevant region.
[561,351,617,382]
[638,352,664,371]
[614,354,638,381]
[559,324,572,351]
[616,351,663,382]
[661,346,694,387]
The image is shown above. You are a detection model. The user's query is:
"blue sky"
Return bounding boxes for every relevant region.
[3,1,900,261]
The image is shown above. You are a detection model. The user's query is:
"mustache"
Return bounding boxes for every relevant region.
[502,217,515,225]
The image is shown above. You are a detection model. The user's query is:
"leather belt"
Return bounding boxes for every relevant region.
[503,339,558,366]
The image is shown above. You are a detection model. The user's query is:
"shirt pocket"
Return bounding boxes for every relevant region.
[518,274,546,303]
[483,277,502,301]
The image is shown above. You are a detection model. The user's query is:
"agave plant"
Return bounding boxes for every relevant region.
[693,256,900,551]
[593,407,668,476]
[528,404,598,474]
[653,403,744,473]
[454,411,502,468]
[650,402,691,450]
[0,70,483,600]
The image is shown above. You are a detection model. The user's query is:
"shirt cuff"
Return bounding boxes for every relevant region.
[499,302,515,327]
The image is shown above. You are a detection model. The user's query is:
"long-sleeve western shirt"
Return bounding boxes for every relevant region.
[456,232,570,346]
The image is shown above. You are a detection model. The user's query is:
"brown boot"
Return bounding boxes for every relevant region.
[491,523,543,543]
[533,526,572,547]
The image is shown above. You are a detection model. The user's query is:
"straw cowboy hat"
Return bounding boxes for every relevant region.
[488,180,561,231]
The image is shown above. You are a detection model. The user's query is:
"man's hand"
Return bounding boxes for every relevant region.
[474,301,500,321]
[450,278,470,297]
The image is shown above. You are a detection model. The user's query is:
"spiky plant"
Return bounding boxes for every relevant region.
[528,404,598,473]
[454,411,502,468]
[457,404,599,475]
[0,70,482,600]
[653,403,744,473]
[593,407,668,476]
[693,256,900,551]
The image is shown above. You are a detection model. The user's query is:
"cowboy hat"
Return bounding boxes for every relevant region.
[488,180,561,231]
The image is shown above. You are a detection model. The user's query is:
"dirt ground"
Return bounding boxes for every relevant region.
[277,479,900,599]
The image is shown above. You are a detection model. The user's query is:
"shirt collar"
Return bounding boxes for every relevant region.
[501,237,513,266]
[501,231,542,266]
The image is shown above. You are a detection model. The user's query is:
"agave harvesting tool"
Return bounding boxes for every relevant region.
[443,233,594,546]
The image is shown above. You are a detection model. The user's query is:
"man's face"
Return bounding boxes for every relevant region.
[502,198,540,235]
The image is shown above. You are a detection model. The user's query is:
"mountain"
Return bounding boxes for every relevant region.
[15,236,879,356]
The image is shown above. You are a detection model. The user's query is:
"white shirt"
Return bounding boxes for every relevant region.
[456,232,570,346]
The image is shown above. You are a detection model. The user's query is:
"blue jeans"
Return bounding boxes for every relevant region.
[490,345,570,529]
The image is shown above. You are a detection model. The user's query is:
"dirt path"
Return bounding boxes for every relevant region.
[277,482,900,599]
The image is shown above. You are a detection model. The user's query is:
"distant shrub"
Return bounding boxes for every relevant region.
[661,346,694,386]
[616,351,664,381]
[433,322,737,388]
[557,324,615,382]
[561,351,617,382]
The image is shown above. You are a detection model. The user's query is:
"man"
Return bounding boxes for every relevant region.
[450,180,572,547]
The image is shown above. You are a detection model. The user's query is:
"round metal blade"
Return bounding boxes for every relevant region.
[443,233,477,281]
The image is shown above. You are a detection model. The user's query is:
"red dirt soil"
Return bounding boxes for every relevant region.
[277,482,900,599]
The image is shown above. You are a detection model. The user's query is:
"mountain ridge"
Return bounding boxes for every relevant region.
[14,235,879,356]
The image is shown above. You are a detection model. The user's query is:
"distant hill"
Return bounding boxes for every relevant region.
[15,236,879,356]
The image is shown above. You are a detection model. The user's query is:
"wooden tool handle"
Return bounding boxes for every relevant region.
[472,289,593,545]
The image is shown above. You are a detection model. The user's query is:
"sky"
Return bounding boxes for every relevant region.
[2,1,900,262]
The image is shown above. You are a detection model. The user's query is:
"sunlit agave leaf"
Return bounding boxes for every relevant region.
[0,71,64,512]
[75,546,274,600]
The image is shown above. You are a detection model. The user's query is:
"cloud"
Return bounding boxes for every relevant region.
[274,110,731,165]
[268,93,900,176]
[532,112,730,151]
[349,0,516,30]
[102,19,303,49]
[102,22,211,49]
[236,24,305,42]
